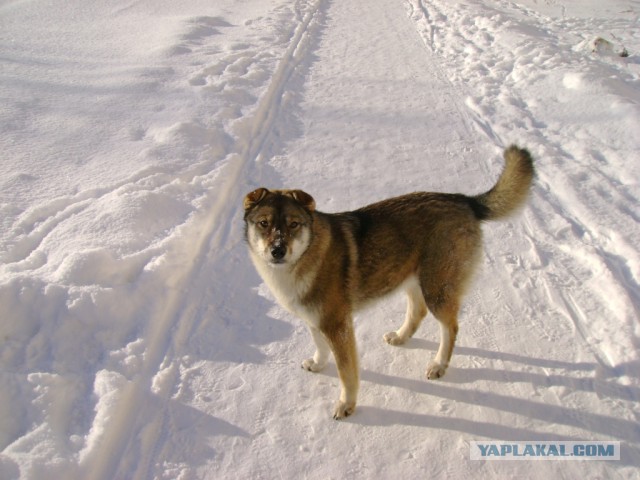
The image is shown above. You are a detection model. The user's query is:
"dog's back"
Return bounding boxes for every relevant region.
[336,145,535,307]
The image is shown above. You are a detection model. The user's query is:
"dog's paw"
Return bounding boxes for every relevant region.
[426,361,447,380]
[301,358,325,372]
[383,331,407,346]
[333,400,356,420]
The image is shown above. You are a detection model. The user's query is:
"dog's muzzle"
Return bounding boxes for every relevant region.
[271,245,286,260]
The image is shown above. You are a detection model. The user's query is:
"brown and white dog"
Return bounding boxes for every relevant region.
[244,146,534,419]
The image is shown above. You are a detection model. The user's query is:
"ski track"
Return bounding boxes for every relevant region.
[1,0,639,478]
[75,2,329,479]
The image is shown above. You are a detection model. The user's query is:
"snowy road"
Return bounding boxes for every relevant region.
[1,0,639,479]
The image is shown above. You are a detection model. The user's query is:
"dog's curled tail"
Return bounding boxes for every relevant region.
[472,145,535,221]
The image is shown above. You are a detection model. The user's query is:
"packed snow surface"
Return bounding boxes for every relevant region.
[1,0,639,478]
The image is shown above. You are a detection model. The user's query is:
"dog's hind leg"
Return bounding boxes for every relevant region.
[422,233,480,379]
[383,275,428,346]
[302,326,331,372]
[426,300,459,380]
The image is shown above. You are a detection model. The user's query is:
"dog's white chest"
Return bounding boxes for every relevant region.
[251,254,318,324]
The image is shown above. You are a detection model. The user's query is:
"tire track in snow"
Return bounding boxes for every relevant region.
[405,0,521,394]
[407,0,438,52]
[78,2,327,479]
[413,0,640,362]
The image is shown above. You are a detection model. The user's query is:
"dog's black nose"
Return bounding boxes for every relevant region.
[271,245,286,260]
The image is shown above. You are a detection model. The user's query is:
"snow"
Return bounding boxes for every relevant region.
[1,0,639,478]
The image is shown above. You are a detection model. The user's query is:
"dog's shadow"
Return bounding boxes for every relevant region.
[313,339,640,458]
[402,338,638,400]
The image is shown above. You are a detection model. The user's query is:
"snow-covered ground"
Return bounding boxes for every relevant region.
[1,0,639,478]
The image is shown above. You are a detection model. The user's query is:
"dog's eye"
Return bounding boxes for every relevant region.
[258,220,269,229]
[289,221,299,229]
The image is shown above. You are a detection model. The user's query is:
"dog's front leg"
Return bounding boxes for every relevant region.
[324,320,359,420]
[302,326,330,372]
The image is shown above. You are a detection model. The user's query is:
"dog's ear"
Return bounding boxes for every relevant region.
[244,188,269,211]
[287,190,316,212]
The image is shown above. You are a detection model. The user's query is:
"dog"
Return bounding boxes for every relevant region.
[244,145,534,419]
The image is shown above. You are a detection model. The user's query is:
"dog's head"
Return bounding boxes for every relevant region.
[243,188,315,266]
